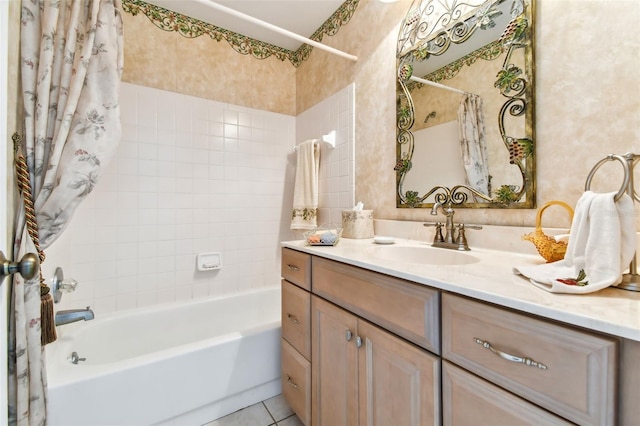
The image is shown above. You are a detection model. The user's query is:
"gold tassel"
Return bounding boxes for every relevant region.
[40,284,57,346]
[13,132,57,345]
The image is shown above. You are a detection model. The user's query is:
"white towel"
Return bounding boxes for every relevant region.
[291,140,320,230]
[514,191,636,293]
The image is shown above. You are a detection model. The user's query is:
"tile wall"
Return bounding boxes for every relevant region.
[295,84,356,227]
[44,82,355,314]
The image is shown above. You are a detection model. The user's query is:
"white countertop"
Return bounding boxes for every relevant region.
[282,237,640,342]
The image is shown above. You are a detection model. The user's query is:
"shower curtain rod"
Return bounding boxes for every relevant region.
[194,0,358,62]
[409,76,468,95]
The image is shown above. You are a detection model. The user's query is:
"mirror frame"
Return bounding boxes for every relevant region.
[395,0,536,209]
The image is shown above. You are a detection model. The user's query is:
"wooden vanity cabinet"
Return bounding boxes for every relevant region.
[312,296,441,426]
[281,248,628,425]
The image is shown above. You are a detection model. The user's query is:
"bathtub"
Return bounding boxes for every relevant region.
[46,287,282,426]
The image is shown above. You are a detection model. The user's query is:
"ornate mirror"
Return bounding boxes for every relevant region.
[395,0,535,208]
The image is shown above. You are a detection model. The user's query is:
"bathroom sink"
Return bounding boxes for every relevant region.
[369,245,480,266]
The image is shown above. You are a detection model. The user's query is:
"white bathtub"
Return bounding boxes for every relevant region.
[46,287,282,426]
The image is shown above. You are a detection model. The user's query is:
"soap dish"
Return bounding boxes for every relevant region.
[373,236,395,245]
[304,225,342,246]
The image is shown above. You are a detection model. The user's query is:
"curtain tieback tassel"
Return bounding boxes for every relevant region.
[13,132,57,345]
[40,285,56,345]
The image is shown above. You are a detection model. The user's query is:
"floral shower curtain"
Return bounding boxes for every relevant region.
[9,1,123,424]
[457,93,490,198]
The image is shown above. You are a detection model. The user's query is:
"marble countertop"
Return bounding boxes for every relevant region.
[282,237,640,342]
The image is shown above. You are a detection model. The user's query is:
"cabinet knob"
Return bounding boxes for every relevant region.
[286,375,299,389]
[355,336,362,348]
[345,329,353,341]
[287,313,300,324]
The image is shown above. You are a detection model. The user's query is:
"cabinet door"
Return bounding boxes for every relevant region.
[358,320,441,426]
[312,296,359,426]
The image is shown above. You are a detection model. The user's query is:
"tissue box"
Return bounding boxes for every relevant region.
[342,210,374,239]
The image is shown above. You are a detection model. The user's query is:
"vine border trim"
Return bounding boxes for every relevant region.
[121,0,360,67]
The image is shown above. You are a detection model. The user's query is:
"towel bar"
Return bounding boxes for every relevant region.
[293,131,336,152]
[585,152,640,291]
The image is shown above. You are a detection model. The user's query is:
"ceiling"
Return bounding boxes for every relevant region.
[143,0,346,51]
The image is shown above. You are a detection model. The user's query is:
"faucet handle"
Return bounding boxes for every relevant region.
[51,267,78,304]
[455,224,469,250]
[434,223,444,242]
[455,224,483,251]
[424,222,445,243]
[422,222,444,243]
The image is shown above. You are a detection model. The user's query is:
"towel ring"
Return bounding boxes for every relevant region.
[629,153,640,202]
[584,154,629,202]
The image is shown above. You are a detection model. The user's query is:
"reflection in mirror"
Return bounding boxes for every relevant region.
[395,0,535,209]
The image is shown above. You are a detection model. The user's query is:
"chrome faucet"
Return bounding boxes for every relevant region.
[55,306,95,326]
[424,202,483,251]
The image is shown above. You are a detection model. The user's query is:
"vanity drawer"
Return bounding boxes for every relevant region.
[312,256,440,354]
[281,338,311,426]
[282,279,311,360]
[442,361,571,425]
[442,293,617,426]
[282,248,312,291]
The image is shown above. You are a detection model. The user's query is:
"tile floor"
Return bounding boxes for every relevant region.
[203,394,303,426]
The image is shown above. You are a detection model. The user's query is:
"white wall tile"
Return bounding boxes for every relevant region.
[43,83,298,314]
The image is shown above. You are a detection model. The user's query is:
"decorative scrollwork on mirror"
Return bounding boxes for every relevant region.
[396,0,535,209]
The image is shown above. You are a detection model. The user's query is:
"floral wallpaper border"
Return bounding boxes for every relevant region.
[408,39,505,92]
[121,0,360,67]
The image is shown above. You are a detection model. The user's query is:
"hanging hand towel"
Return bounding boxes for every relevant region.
[513,191,636,294]
[291,140,320,230]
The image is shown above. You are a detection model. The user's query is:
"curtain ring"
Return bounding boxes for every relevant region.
[584,154,629,202]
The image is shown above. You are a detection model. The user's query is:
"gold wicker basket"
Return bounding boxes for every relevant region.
[522,200,574,263]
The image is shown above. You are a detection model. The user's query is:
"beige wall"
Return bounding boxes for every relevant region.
[122,12,297,116]
[124,0,640,229]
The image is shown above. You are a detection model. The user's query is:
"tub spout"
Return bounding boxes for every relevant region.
[55,306,95,326]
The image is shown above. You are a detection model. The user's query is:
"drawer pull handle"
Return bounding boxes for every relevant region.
[346,329,353,341]
[286,375,299,389]
[473,338,548,370]
[287,264,300,271]
[287,313,300,324]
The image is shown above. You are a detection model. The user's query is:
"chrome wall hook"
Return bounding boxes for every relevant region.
[0,250,40,281]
